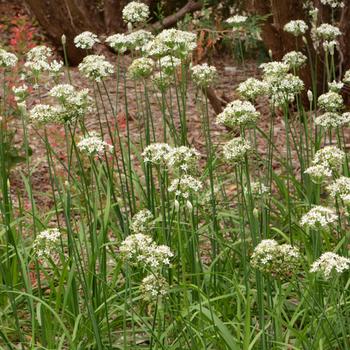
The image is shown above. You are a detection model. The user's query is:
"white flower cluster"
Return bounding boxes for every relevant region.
[282,51,307,69]
[216,100,260,128]
[322,40,338,54]
[77,132,113,157]
[166,146,200,173]
[223,137,251,163]
[122,1,150,25]
[130,209,154,233]
[304,164,333,184]
[316,24,341,41]
[159,55,181,75]
[251,239,300,278]
[0,49,18,68]
[300,205,337,229]
[78,55,114,82]
[191,63,217,87]
[237,78,268,101]
[318,91,344,113]
[105,33,129,53]
[328,80,344,92]
[226,15,248,25]
[142,143,172,165]
[106,30,154,53]
[12,84,28,102]
[168,175,203,201]
[128,57,154,79]
[33,228,61,258]
[74,31,100,49]
[29,104,61,124]
[152,71,172,91]
[328,176,350,204]
[140,274,168,300]
[119,233,173,269]
[320,0,344,7]
[260,61,290,79]
[310,252,350,279]
[25,46,63,75]
[284,20,308,36]
[343,69,350,84]
[315,112,350,128]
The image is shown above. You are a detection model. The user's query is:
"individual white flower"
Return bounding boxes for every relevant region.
[33,228,61,258]
[140,274,169,300]
[142,143,172,165]
[191,63,217,87]
[284,20,308,36]
[320,0,344,8]
[217,100,260,128]
[159,55,181,75]
[310,252,350,279]
[78,55,114,82]
[304,164,333,184]
[318,91,344,112]
[168,175,202,201]
[312,145,345,171]
[74,31,99,49]
[106,33,130,53]
[282,51,307,69]
[315,112,350,128]
[0,49,18,68]
[122,1,150,25]
[128,57,154,79]
[251,239,300,278]
[226,15,248,25]
[77,132,113,157]
[316,24,341,41]
[165,146,200,173]
[328,176,350,204]
[29,104,60,124]
[222,137,251,163]
[300,206,337,229]
[130,209,154,233]
[237,78,268,101]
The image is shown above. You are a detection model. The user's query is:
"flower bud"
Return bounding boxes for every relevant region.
[307,90,313,103]
[61,34,66,45]
[186,200,193,211]
[174,199,180,211]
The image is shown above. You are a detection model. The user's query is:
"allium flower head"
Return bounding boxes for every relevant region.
[159,55,181,75]
[77,132,113,157]
[260,61,289,80]
[216,100,260,128]
[74,31,99,49]
[12,84,28,102]
[320,0,344,7]
[237,78,268,101]
[0,49,18,68]
[106,33,130,53]
[316,24,341,41]
[191,63,217,87]
[300,206,337,229]
[328,176,350,204]
[127,30,154,51]
[140,274,169,300]
[282,51,307,69]
[168,175,202,205]
[315,112,350,129]
[128,57,154,79]
[25,46,53,74]
[33,228,61,258]
[343,69,350,84]
[304,164,333,184]
[130,209,154,233]
[29,104,60,124]
[152,72,172,91]
[142,38,170,58]
[284,20,308,36]
[251,239,300,278]
[328,80,344,92]
[318,91,344,112]
[223,137,251,163]
[312,145,345,171]
[165,146,200,173]
[310,252,350,279]
[226,15,248,25]
[122,1,150,25]
[78,55,114,82]
[142,143,172,165]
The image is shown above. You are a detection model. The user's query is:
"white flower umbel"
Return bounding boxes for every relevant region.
[226,15,248,25]
[282,51,307,69]
[260,61,290,79]
[310,252,350,279]
[122,1,150,25]
[300,206,337,229]
[168,175,202,206]
[74,31,99,49]
[33,228,61,258]
[284,20,308,36]
[191,63,217,87]
[312,145,345,171]
[328,176,350,204]
[140,274,168,301]
[328,80,344,92]
[29,104,60,124]
[119,233,173,269]
[12,84,28,102]
[25,46,53,74]
[165,146,200,173]
[0,49,18,68]
[159,55,181,75]
[130,209,154,234]
[320,0,344,8]
[251,239,300,278]
[128,57,154,80]
[77,132,113,157]
[316,24,341,41]
[318,91,344,112]
[106,33,130,53]
[315,112,350,128]
[223,137,251,163]
[304,164,333,184]
[142,38,170,58]
[78,55,114,82]
[216,100,260,128]
[152,72,172,91]
[142,143,172,165]
[343,69,350,84]
[127,30,154,51]
[237,78,268,101]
